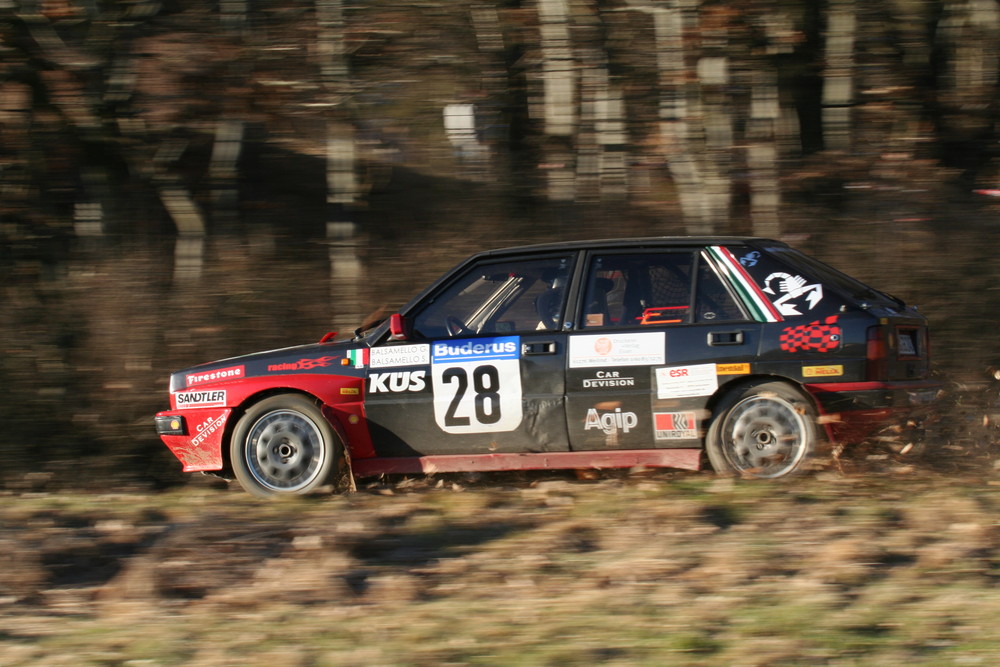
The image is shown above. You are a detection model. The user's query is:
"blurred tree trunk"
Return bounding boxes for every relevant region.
[822,0,856,150]
[536,0,577,201]
[317,0,363,330]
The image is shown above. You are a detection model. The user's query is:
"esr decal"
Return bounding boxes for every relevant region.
[369,370,427,394]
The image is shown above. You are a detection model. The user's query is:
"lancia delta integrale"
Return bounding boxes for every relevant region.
[155,237,940,497]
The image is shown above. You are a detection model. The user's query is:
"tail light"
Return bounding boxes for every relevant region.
[866,325,888,381]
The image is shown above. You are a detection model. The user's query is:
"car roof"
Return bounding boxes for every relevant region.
[471,236,784,259]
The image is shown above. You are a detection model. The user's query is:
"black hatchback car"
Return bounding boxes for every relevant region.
[156,237,940,496]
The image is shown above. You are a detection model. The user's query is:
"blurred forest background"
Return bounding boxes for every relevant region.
[3,0,1000,487]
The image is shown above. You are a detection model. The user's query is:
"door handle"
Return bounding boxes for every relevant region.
[708,331,744,346]
[523,341,557,355]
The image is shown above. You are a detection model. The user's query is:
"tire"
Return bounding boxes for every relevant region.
[705,381,818,478]
[230,394,341,498]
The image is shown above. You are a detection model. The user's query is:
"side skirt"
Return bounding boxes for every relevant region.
[351,449,703,478]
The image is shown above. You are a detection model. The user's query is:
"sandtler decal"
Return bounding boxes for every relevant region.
[176,390,227,409]
[655,364,718,399]
[569,332,665,368]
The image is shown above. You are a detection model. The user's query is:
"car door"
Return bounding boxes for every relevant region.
[565,248,762,450]
[364,253,576,457]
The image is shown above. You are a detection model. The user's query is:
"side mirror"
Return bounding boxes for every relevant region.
[389,313,409,341]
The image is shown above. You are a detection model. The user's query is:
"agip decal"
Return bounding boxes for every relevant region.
[584,408,638,435]
[431,336,523,434]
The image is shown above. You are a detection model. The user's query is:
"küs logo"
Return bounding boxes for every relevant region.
[584,408,638,434]
[368,370,427,394]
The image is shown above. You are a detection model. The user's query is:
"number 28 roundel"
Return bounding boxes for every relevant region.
[430,336,523,434]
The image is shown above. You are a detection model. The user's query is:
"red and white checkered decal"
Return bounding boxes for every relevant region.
[779,315,841,353]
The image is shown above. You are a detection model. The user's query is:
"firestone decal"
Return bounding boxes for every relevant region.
[762,272,824,316]
[780,315,842,353]
[654,412,698,440]
[176,390,226,409]
[369,370,427,394]
[584,408,638,434]
[186,365,244,387]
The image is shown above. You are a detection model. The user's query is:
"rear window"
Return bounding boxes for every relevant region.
[724,245,849,318]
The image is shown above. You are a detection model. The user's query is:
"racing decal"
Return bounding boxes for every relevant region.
[267,356,337,372]
[185,365,244,387]
[176,390,226,409]
[780,315,842,353]
[569,332,665,368]
[803,364,844,378]
[584,408,638,434]
[581,370,636,389]
[370,344,430,368]
[431,336,522,434]
[345,349,368,368]
[369,370,427,394]
[707,246,782,323]
[655,364,718,399]
[717,362,751,375]
[654,412,699,440]
[192,413,227,447]
[762,272,824,316]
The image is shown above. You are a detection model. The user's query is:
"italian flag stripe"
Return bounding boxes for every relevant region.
[347,348,368,368]
[708,246,783,323]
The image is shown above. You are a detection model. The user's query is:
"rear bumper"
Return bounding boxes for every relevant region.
[804,380,943,443]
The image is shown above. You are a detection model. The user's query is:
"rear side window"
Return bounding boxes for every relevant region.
[725,245,848,319]
[581,251,746,328]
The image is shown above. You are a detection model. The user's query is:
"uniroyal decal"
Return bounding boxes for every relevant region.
[186,365,244,387]
[369,370,427,393]
[803,364,844,378]
[780,315,842,353]
[176,390,227,409]
[581,370,636,389]
[267,356,337,372]
[584,408,638,434]
[717,362,751,375]
[569,332,665,368]
[655,364,718,399]
[192,413,226,447]
[654,412,698,440]
[370,344,430,368]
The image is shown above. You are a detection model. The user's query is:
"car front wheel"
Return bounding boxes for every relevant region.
[230,394,341,498]
[705,381,818,478]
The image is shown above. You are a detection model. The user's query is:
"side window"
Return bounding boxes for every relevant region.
[582,251,747,328]
[412,255,573,338]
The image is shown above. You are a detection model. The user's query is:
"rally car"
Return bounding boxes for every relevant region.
[155,237,940,497]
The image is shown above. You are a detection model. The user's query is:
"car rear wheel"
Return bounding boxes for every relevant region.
[230,394,341,498]
[706,381,818,478]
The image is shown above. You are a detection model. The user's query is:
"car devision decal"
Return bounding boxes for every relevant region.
[191,413,227,447]
[780,315,842,353]
[569,332,665,368]
[430,336,523,434]
[581,370,636,388]
[185,365,244,387]
[176,390,227,409]
[707,246,782,323]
